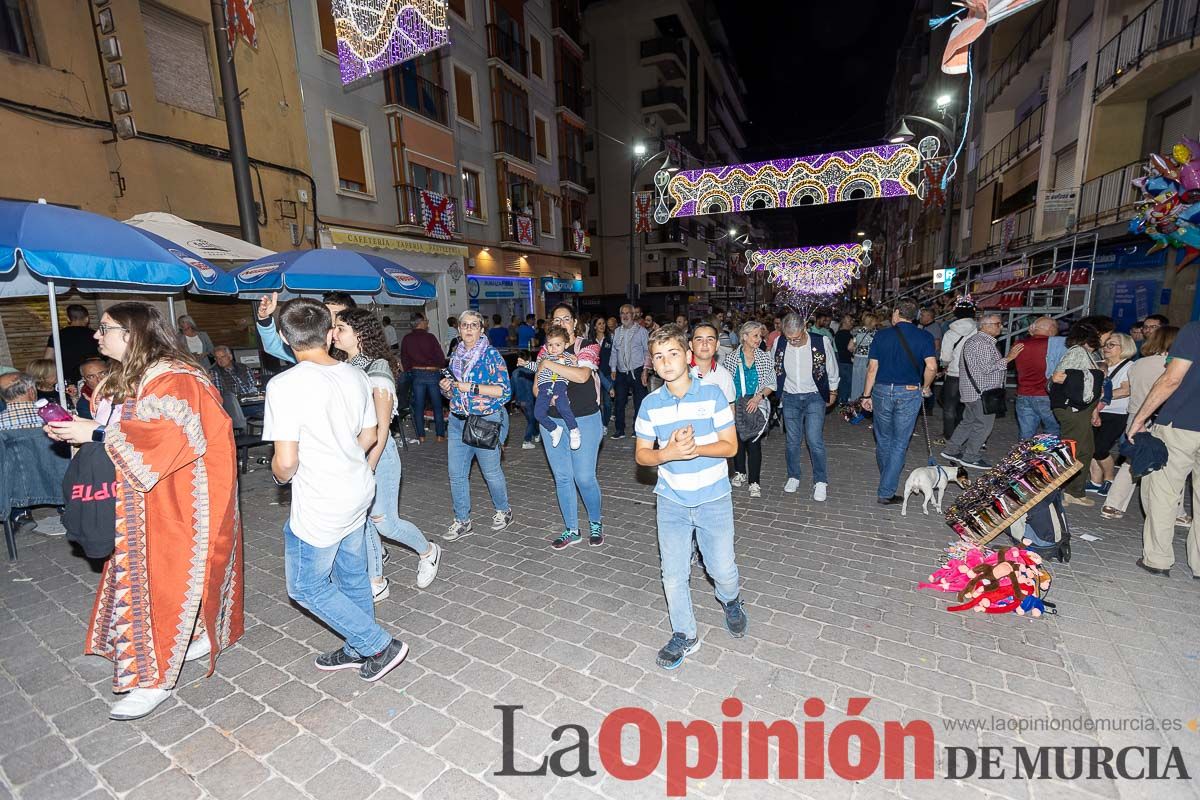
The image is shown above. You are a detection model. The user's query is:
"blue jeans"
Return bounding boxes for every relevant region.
[541,411,603,531]
[656,495,740,640]
[781,391,829,485]
[535,381,577,431]
[409,371,446,438]
[836,362,853,406]
[447,410,511,522]
[511,368,538,443]
[284,521,390,659]
[1015,395,1059,439]
[871,385,924,500]
[598,371,614,428]
[365,437,431,580]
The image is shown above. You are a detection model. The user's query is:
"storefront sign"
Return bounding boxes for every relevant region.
[1112,280,1159,332]
[540,277,583,293]
[468,276,529,300]
[1092,243,1168,272]
[327,227,468,257]
[1042,189,1078,212]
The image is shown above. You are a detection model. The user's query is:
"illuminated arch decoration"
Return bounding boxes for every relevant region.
[653,145,921,223]
[334,0,450,84]
[748,241,872,297]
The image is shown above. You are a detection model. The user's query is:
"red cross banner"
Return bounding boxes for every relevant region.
[923,159,947,210]
[516,214,535,246]
[420,190,455,240]
[634,191,654,234]
[224,0,257,50]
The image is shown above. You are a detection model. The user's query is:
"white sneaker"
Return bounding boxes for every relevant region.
[491,509,514,531]
[533,435,541,443]
[813,482,828,502]
[521,440,536,450]
[569,429,582,450]
[416,543,441,589]
[784,478,800,494]
[548,427,564,448]
[109,688,172,721]
[372,578,390,603]
[748,483,761,498]
[184,635,212,663]
[444,519,473,541]
[731,472,747,488]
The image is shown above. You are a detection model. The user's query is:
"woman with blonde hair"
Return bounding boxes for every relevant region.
[25,357,59,402]
[44,301,243,721]
[722,320,776,499]
[850,313,877,401]
[1086,331,1137,497]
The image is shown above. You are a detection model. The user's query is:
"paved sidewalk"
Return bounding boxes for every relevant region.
[2,408,1199,799]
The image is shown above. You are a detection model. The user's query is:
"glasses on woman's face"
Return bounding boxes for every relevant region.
[459,322,481,330]
[552,317,573,327]
[97,323,127,336]
[1103,342,1120,349]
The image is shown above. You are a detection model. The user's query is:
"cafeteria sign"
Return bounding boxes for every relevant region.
[540,277,583,293]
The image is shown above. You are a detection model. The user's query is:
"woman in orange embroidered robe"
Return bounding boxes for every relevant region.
[46,301,243,721]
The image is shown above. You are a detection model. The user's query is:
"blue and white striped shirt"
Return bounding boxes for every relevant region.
[635,378,735,507]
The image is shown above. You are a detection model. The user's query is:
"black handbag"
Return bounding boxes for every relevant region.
[462,413,502,449]
[61,442,118,559]
[963,352,1008,417]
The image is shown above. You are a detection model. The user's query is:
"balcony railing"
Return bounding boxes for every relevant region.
[551,0,582,44]
[493,120,533,162]
[641,86,688,122]
[978,101,1046,183]
[556,80,586,116]
[563,226,590,255]
[1095,0,1200,97]
[984,0,1057,107]
[383,69,449,126]
[644,221,689,248]
[988,204,1037,250]
[396,185,462,236]
[559,156,586,187]
[640,37,686,63]
[501,212,539,247]
[487,24,528,75]
[1076,160,1143,229]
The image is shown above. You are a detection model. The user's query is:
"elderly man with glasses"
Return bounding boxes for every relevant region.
[610,304,650,439]
[940,314,1018,470]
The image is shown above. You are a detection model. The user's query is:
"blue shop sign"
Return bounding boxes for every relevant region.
[540,277,584,293]
[467,276,529,300]
[1092,243,1168,272]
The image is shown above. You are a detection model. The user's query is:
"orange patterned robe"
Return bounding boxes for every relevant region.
[86,360,244,692]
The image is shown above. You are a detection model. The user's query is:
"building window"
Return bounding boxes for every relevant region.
[540,194,553,235]
[461,165,485,221]
[1,0,38,60]
[530,34,544,80]
[1158,101,1192,155]
[315,0,337,55]
[534,115,550,161]
[142,3,216,116]
[411,163,451,195]
[331,118,372,196]
[453,64,478,126]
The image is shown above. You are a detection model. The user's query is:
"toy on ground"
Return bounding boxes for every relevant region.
[918,541,1056,618]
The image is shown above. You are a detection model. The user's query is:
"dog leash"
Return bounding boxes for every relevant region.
[917,391,937,467]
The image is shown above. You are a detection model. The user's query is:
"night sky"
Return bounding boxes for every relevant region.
[717,0,917,245]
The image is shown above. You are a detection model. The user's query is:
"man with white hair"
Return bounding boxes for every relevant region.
[773,312,839,501]
[940,314,1014,470]
[1012,316,1057,438]
[0,372,43,430]
[610,304,650,439]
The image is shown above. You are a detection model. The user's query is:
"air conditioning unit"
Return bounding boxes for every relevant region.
[646,252,659,262]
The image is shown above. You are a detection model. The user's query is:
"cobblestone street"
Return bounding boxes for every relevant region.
[2,408,1199,800]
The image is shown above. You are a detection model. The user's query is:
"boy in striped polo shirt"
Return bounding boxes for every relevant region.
[635,324,748,670]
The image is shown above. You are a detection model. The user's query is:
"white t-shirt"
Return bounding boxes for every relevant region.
[694,363,735,404]
[1102,360,1133,415]
[262,361,377,547]
[784,342,816,395]
[383,325,399,348]
[185,334,203,355]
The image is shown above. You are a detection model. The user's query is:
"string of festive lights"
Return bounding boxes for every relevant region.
[334,0,450,85]
[746,242,871,298]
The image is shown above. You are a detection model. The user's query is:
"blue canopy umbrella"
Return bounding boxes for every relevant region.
[0,199,237,403]
[231,249,436,304]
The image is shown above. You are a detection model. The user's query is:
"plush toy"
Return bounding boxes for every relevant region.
[921,544,1054,618]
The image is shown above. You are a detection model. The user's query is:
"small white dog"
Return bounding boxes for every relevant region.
[901,464,970,516]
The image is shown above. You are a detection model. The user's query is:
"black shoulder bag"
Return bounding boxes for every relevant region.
[962,336,1008,417]
[463,413,501,449]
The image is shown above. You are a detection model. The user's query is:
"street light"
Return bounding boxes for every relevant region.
[886,108,960,281]
[935,93,953,111]
[629,145,674,301]
[856,230,866,237]
[633,142,647,157]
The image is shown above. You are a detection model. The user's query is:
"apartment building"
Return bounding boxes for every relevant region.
[0,0,311,366]
[866,0,1200,323]
[582,0,755,318]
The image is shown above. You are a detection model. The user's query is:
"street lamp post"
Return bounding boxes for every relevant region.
[889,107,960,282]
[629,143,676,303]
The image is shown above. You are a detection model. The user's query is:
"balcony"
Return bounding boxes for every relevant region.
[487,24,528,76]
[559,156,587,189]
[383,70,449,126]
[1076,160,1143,230]
[978,102,1046,184]
[1095,0,1200,101]
[501,212,539,248]
[562,226,590,257]
[984,0,1056,109]
[493,120,533,162]
[395,185,462,237]
[640,37,687,80]
[988,204,1037,251]
[641,86,688,126]
[644,221,689,250]
[556,80,586,118]
[551,0,582,46]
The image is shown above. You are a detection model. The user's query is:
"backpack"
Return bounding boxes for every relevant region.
[1009,491,1071,563]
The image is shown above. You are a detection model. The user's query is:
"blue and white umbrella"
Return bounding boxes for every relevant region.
[231,249,436,304]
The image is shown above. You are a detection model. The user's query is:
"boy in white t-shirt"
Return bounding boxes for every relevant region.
[262,298,410,683]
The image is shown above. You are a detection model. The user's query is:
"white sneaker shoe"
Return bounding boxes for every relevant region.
[731,472,747,488]
[783,478,800,494]
[521,440,536,450]
[372,578,390,603]
[748,483,761,498]
[416,543,441,589]
[444,519,473,541]
[569,429,582,450]
[184,635,212,663]
[548,427,563,448]
[490,509,514,531]
[109,688,172,721]
[813,482,828,502]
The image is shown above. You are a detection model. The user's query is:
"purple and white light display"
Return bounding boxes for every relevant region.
[747,241,871,298]
[334,0,450,85]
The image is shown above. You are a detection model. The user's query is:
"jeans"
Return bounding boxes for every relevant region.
[781,391,828,485]
[656,495,740,640]
[944,399,995,462]
[365,438,431,580]
[447,410,511,522]
[409,371,446,439]
[941,377,965,439]
[535,382,577,431]
[837,362,853,406]
[871,384,923,499]
[1015,395,1059,439]
[284,521,390,659]
[598,371,614,428]
[511,368,539,443]
[541,411,603,531]
[613,369,648,435]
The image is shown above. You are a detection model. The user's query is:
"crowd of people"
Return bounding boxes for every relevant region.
[4,290,1199,720]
